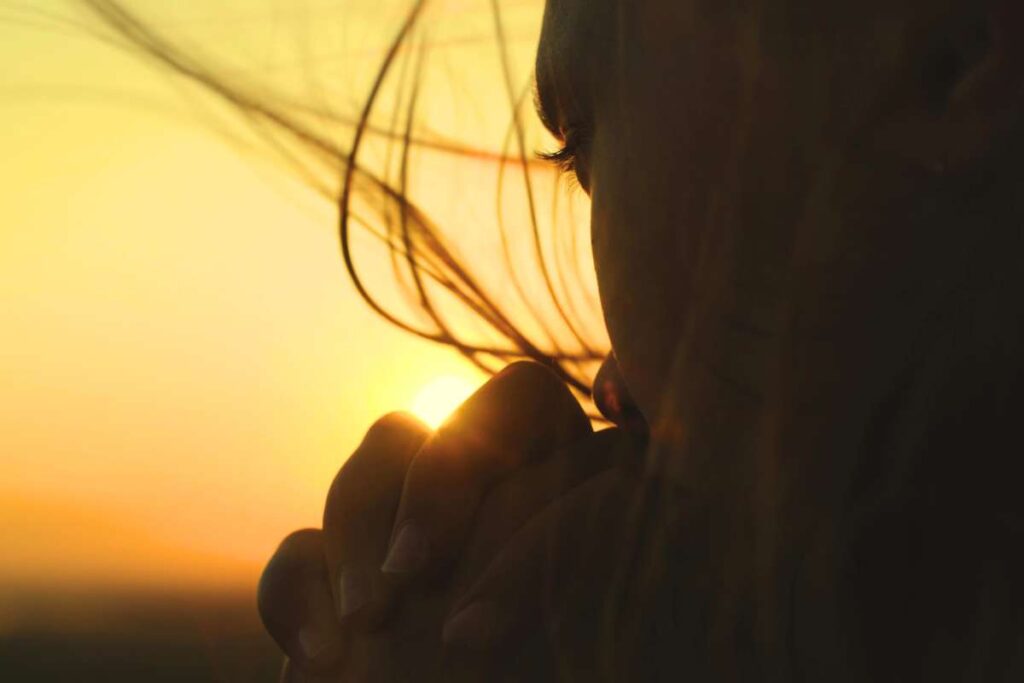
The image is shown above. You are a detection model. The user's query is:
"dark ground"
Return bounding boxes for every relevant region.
[0,590,282,682]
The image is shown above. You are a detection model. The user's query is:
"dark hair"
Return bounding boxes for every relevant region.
[78,0,607,408]
[594,4,1024,679]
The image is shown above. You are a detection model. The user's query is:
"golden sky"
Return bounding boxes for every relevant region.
[0,0,570,616]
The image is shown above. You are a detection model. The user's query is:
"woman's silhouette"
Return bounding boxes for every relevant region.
[87,0,1024,680]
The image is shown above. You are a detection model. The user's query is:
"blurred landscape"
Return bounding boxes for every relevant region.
[1,588,280,682]
[1,3,500,680]
[1,2,551,680]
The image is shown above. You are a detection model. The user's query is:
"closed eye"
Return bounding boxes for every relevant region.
[533,75,591,191]
[538,126,591,191]
[538,140,578,174]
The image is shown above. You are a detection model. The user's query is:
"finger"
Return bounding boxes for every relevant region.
[452,428,641,584]
[439,467,638,665]
[322,412,431,628]
[381,362,593,579]
[258,529,345,673]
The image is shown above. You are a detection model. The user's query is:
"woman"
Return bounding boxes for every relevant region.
[93,0,1024,679]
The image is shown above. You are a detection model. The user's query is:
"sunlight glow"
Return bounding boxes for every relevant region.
[0,0,535,599]
[410,375,480,428]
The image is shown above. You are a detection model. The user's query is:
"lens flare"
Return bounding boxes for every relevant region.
[410,375,479,429]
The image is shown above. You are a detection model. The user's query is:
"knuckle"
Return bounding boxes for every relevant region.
[259,530,321,625]
[325,412,426,505]
[339,413,427,477]
[365,411,427,442]
[262,531,323,587]
[495,363,584,421]
[451,362,576,430]
[323,414,426,533]
[323,460,366,534]
[500,361,564,394]
[256,575,286,631]
[323,467,359,531]
[275,529,323,560]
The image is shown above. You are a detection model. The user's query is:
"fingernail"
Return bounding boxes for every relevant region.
[381,522,430,574]
[297,625,332,662]
[442,601,499,648]
[337,568,372,620]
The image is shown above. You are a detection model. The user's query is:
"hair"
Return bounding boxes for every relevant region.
[74,0,607,407]
[73,1,1024,680]
[596,4,1024,681]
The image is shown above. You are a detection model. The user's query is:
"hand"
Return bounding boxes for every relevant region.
[440,459,643,682]
[257,362,645,681]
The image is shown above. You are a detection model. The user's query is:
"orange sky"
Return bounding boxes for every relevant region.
[0,0,575,611]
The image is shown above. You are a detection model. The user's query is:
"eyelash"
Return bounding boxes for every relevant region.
[538,128,588,179]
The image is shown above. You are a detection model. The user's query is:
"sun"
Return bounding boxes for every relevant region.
[410,375,480,429]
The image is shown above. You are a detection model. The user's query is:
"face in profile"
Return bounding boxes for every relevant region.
[537,0,1024,427]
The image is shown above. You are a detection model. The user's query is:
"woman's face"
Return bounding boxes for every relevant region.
[537,0,1023,424]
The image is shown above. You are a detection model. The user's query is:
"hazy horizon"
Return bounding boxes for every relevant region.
[0,3,585,679]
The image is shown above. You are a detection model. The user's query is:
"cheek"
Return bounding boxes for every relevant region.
[587,18,753,419]
[590,179,685,421]
[586,0,788,422]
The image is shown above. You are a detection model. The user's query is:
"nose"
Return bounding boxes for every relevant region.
[592,354,648,435]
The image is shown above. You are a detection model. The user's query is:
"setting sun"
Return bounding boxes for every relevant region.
[410,375,481,429]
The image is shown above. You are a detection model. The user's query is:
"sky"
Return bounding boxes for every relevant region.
[0,0,585,627]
